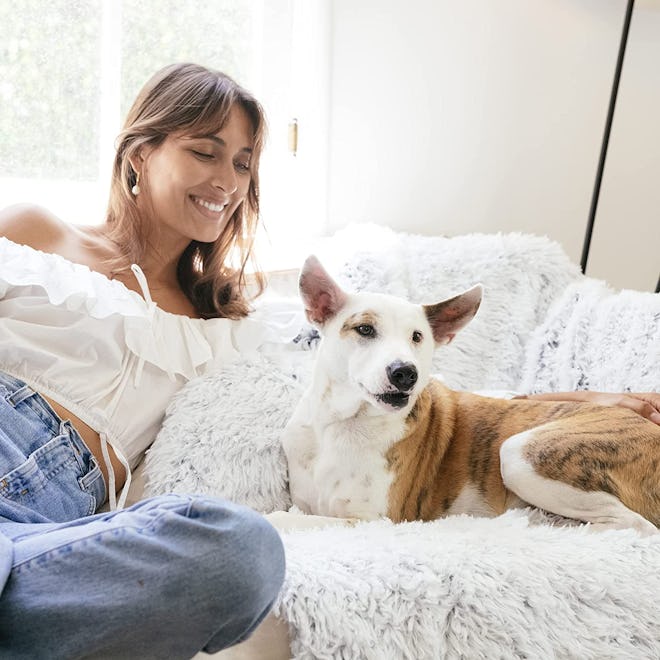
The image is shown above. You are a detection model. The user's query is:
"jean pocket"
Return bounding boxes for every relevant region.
[0,433,97,522]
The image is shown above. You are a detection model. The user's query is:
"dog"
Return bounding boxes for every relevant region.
[281,255,660,535]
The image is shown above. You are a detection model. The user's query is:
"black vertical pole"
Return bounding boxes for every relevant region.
[580,0,635,274]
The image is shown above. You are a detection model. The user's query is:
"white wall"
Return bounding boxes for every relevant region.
[326,0,660,291]
[586,0,660,291]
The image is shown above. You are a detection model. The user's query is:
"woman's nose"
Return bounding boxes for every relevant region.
[212,161,237,194]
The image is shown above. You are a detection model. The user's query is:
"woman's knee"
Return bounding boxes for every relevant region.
[187,497,285,597]
[175,497,286,650]
[157,496,285,608]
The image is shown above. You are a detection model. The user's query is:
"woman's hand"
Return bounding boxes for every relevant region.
[515,391,660,425]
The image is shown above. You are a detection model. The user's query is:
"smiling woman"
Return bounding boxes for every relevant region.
[0,62,286,658]
[0,61,269,504]
[103,63,266,318]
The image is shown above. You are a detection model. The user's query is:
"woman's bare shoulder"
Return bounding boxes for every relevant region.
[0,203,70,251]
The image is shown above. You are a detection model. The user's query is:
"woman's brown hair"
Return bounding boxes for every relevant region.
[105,62,266,319]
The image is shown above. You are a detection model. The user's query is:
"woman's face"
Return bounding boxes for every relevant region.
[137,103,254,247]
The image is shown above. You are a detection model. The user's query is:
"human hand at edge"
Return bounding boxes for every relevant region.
[514,391,660,426]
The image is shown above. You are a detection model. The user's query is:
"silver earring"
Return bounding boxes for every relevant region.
[131,171,141,196]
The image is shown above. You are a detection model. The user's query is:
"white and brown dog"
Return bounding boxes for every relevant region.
[281,255,660,534]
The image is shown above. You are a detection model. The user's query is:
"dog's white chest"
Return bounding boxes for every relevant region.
[313,427,394,519]
[282,396,404,520]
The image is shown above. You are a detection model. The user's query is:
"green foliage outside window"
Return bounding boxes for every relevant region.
[0,0,101,180]
[0,0,254,182]
[120,0,253,119]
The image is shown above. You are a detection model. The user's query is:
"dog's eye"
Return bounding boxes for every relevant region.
[355,324,376,338]
[412,330,423,343]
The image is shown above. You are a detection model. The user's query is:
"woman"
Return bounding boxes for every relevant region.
[0,62,284,659]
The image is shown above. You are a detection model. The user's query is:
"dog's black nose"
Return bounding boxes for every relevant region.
[386,361,418,391]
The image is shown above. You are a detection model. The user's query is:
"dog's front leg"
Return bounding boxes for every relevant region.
[325,496,383,521]
[281,405,320,514]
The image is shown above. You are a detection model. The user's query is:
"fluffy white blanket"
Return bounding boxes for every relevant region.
[146,353,660,658]
[143,228,659,659]
[145,353,301,511]
[521,278,660,393]
[276,511,660,659]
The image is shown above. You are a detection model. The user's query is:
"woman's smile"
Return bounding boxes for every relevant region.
[190,194,229,219]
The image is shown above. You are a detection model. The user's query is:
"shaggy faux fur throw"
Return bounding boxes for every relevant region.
[521,278,660,393]
[143,227,659,659]
[276,510,660,659]
[145,353,300,511]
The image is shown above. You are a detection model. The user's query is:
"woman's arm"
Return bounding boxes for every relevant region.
[514,391,660,425]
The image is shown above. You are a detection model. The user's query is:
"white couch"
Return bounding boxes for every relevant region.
[133,225,660,659]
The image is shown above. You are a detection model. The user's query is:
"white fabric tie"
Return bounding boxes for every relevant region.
[100,431,132,511]
[130,264,158,387]
[130,263,154,307]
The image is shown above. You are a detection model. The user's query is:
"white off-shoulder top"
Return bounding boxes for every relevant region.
[0,237,299,509]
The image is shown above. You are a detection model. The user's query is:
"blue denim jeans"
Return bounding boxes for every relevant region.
[0,372,106,524]
[0,373,285,659]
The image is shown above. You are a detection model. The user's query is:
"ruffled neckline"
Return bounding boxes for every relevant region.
[0,236,272,378]
[0,236,244,324]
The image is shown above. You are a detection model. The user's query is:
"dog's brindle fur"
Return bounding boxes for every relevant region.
[284,255,660,534]
[387,379,660,525]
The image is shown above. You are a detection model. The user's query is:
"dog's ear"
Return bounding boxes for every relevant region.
[299,255,348,326]
[423,284,482,345]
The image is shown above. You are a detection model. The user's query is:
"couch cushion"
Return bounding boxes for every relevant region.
[143,353,303,511]
[520,278,660,393]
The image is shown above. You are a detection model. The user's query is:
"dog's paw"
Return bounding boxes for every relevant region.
[265,510,359,532]
[585,513,659,537]
[292,325,321,350]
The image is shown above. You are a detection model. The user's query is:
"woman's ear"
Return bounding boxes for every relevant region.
[127,147,148,178]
